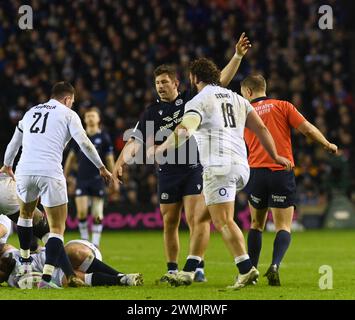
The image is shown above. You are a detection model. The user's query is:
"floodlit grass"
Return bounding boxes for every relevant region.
[1,230,354,300]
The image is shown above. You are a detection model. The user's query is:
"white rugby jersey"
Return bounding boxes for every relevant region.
[0,174,19,216]
[4,99,104,180]
[0,214,12,244]
[184,85,253,168]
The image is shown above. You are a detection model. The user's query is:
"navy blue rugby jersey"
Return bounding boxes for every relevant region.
[71,131,114,180]
[130,91,201,173]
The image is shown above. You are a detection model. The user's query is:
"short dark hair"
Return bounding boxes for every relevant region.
[51,81,75,99]
[154,64,177,80]
[240,74,267,92]
[189,58,221,85]
[84,107,101,117]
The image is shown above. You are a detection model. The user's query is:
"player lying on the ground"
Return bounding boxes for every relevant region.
[0,172,49,250]
[0,239,143,288]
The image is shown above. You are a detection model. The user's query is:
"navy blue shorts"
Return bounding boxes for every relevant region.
[243,168,296,209]
[158,165,203,204]
[75,177,105,198]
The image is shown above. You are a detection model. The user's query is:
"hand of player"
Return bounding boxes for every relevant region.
[147,145,160,161]
[275,156,292,171]
[235,32,251,58]
[0,165,15,181]
[99,166,114,185]
[324,143,338,154]
[113,161,124,184]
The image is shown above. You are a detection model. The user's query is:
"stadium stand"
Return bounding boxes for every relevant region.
[0,0,353,227]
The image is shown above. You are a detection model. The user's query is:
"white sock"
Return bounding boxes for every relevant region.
[234,254,250,265]
[78,220,89,240]
[92,224,103,247]
[84,273,93,286]
[195,268,204,274]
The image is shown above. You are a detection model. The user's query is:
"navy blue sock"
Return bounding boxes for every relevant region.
[236,259,253,274]
[167,262,178,273]
[17,226,33,252]
[183,259,200,272]
[247,229,263,268]
[45,237,74,278]
[57,245,75,277]
[272,230,291,267]
[87,258,120,276]
[197,260,204,269]
[91,272,120,286]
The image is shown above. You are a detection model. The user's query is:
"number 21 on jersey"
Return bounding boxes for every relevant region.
[30,112,49,133]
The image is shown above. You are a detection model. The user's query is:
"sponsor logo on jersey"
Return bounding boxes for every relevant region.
[163,110,181,122]
[175,99,183,106]
[219,188,227,196]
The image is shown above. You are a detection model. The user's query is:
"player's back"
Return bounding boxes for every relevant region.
[186,85,252,167]
[244,97,305,170]
[16,99,78,179]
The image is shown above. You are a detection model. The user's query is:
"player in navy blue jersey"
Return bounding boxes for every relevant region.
[114,34,251,282]
[65,107,116,248]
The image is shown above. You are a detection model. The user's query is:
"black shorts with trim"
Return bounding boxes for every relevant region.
[158,165,203,204]
[75,177,105,198]
[243,168,296,209]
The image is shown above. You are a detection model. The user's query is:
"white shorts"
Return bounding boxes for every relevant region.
[15,175,68,207]
[66,239,103,261]
[0,173,20,216]
[203,164,250,206]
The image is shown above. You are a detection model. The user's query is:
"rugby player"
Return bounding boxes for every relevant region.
[0,172,49,249]
[64,107,117,248]
[241,74,337,285]
[1,82,113,288]
[0,239,143,288]
[114,33,251,282]
[152,58,291,289]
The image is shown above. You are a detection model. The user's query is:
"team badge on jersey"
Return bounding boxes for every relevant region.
[161,193,169,200]
[175,99,183,106]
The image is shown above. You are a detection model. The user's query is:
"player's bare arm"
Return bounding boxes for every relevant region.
[220,32,251,87]
[245,110,292,170]
[113,138,141,182]
[105,153,119,191]
[297,121,338,154]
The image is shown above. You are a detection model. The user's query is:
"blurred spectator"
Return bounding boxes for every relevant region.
[0,0,352,208]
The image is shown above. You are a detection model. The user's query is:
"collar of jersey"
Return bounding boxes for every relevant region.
[48,98,67,108]
[157,92,182,104]
[250,96,270,104]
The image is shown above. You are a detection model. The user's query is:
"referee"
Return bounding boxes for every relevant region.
[241,75,337,286]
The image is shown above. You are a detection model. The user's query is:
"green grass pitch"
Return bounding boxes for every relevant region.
[1,230,354,300]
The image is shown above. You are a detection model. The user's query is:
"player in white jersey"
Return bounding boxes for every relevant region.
[0,215,12,244]
[0,240,143,288]
[1,82,113,289]
[0,172,51,249]
[151,58,291,289]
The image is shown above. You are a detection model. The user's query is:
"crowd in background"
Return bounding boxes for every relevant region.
[0,0,353,212]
